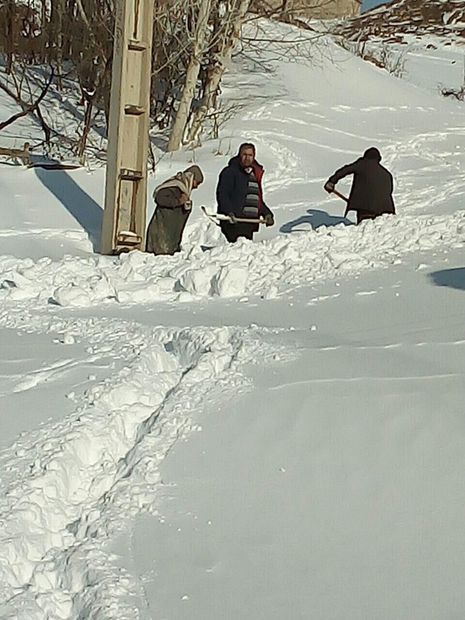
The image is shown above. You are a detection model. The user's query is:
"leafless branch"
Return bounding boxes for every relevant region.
[0,68,54,132]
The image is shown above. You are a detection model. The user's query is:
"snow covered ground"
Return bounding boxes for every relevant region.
[1,21,465,619]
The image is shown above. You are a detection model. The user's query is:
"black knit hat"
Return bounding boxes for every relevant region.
[363,147,382,162]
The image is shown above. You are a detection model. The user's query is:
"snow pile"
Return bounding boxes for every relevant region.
[1,212,465,307]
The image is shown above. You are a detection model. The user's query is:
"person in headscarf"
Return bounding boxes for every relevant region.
[324,147,395,224]
[146,165,204,255]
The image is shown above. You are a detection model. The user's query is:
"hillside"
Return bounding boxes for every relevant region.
[338,0,465,42]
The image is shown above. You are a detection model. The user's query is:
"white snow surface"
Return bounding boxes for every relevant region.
[1,22,465,620]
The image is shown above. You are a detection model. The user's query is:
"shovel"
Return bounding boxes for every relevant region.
[201,206,266,225]
[330,189,351,217]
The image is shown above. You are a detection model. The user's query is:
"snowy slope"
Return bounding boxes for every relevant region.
[1,20,465,620]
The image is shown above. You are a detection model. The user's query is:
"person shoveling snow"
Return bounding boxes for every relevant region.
[324,147,396,224]
[216,142,275,242]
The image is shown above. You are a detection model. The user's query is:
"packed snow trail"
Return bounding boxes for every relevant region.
[0,310,289,618]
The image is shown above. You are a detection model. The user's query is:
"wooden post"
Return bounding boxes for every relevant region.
[100,0,154,254]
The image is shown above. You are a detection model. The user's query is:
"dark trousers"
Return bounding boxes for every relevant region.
[220,221,255,243]
[356,210,379,225]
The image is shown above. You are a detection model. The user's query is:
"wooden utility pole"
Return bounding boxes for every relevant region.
[100,0,154,254]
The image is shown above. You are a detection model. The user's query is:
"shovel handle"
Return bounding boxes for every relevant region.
[332,188,349,203]
[329,188,350,216]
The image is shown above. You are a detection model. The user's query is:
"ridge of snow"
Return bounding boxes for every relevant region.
[1,211,464,308]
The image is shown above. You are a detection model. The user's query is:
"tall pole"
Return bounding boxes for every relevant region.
[100,0,154,254]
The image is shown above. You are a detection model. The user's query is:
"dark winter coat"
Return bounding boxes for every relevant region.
[327,157,395,216]
[216,156,273,233]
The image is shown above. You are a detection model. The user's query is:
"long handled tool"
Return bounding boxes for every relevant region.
[201,206,266,225]
[331,189,350,217]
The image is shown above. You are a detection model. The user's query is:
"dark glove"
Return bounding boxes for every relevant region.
[324,181,335,194]
[264,213,274,227]
[228,213,237,223]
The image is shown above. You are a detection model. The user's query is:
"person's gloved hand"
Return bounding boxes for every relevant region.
[264,213,274,227]
[183,200,192,212]
[324,181,335,194]
[228,213,237,223]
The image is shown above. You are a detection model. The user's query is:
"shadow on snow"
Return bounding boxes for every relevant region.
[429,268,465,292]
[33,164,103,251]
[280,208,352,233]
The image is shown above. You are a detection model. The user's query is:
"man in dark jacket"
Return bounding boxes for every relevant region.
[324,147,395,224]
[216,142,274,242]
[146,165,203,255]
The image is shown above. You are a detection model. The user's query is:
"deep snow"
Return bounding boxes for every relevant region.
[1,20,465,620]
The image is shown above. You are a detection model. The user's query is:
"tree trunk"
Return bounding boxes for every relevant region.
[41,0,49,63]
[77,93,94,164]
[186,61,224,145]
[55,0,65,89]
[167,0,212,152]
[5,0,15,74]
[186,0,251,145]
